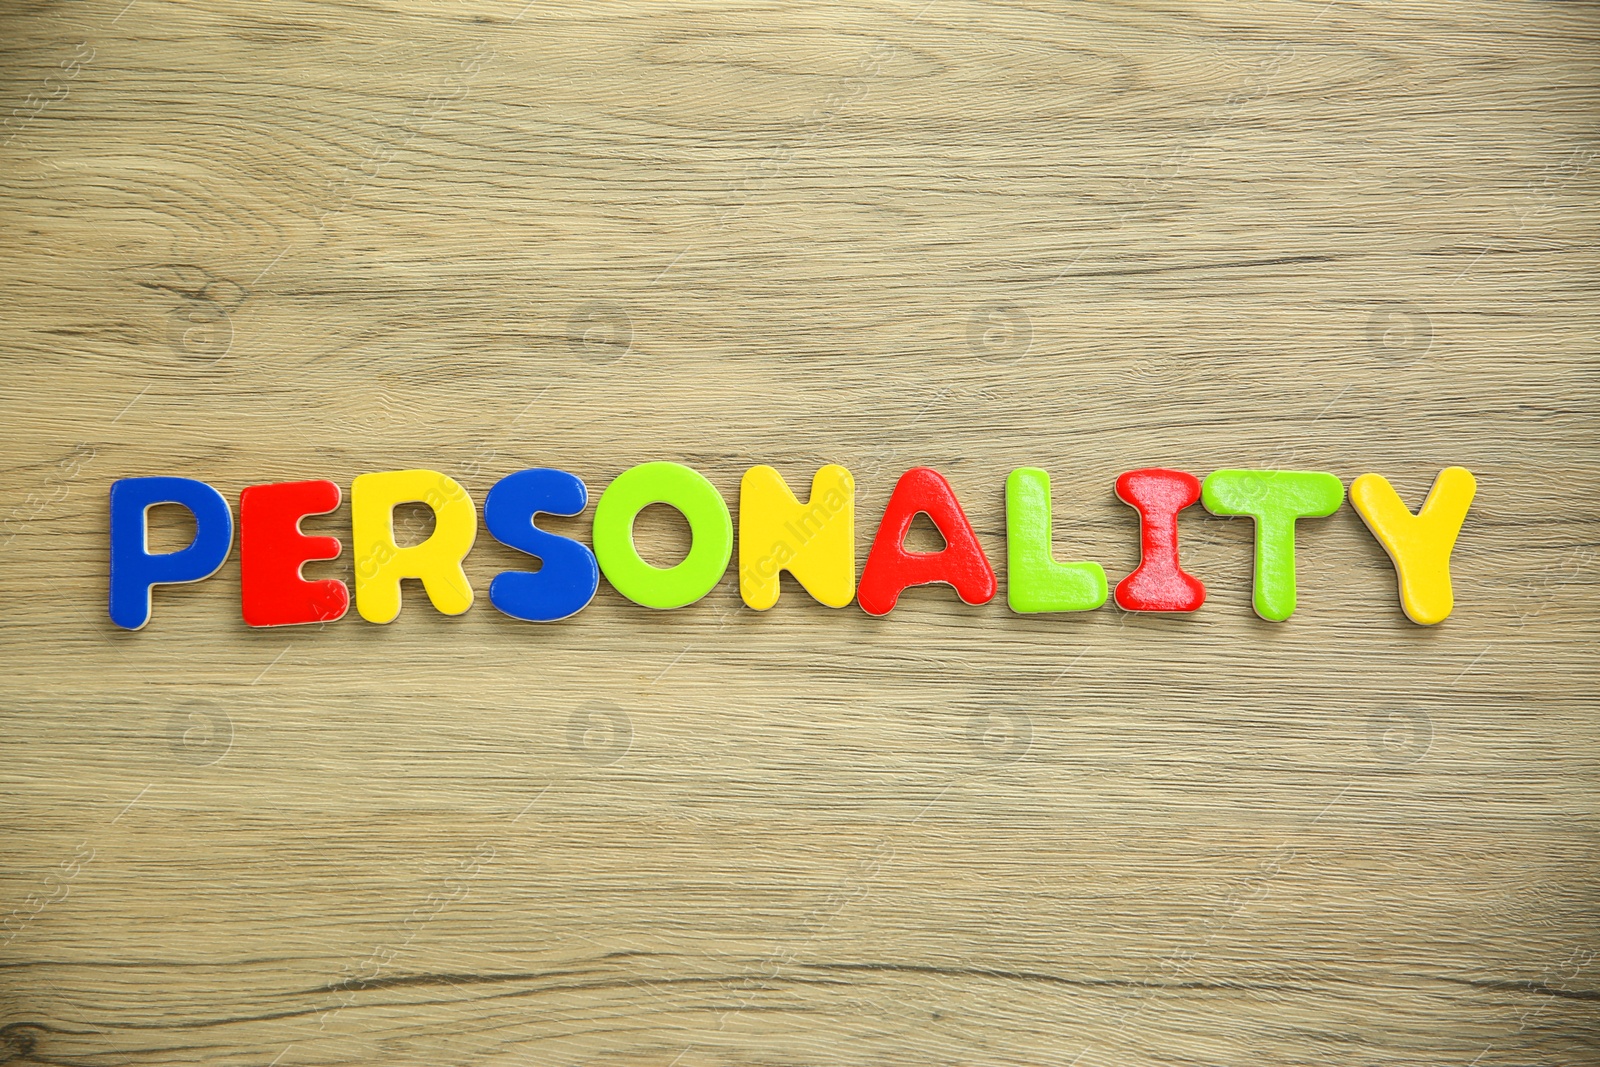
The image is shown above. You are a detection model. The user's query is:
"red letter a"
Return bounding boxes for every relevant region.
[857,467,996,616]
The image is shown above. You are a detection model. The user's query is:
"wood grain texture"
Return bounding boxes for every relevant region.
[1,1,1597,1063]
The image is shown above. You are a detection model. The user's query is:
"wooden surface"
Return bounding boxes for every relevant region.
[2,1,1597,1063]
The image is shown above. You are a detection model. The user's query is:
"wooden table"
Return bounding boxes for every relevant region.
[2,2,1595,1063]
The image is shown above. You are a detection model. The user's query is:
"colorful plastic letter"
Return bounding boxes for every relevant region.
[108,476,233,630]
[1350,467,1476,625]
[739,464,855,609]
[239,480,348,627]
[857,467,996,616]
[484,469,599,622]
[592,462,732,609]
[1201,470,1345,621]
[1005,468,1107,613]
[350,469,477,623]
[1113,469,1205,613]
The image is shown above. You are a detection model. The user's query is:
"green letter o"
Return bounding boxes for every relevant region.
[593,462,732,609]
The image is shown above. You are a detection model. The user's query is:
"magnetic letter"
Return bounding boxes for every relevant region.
[592,462,732,609]
[739,464,855,610]
[1005,468,1107,613]
[239,480,348,627]
[350,470,477,623]
[1201,470,1345,621]
[484,468,599,622]
[1350,466,1476,625]
[857,467,996,616]
[1113,468,1205,613]
[109,476,233,630]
